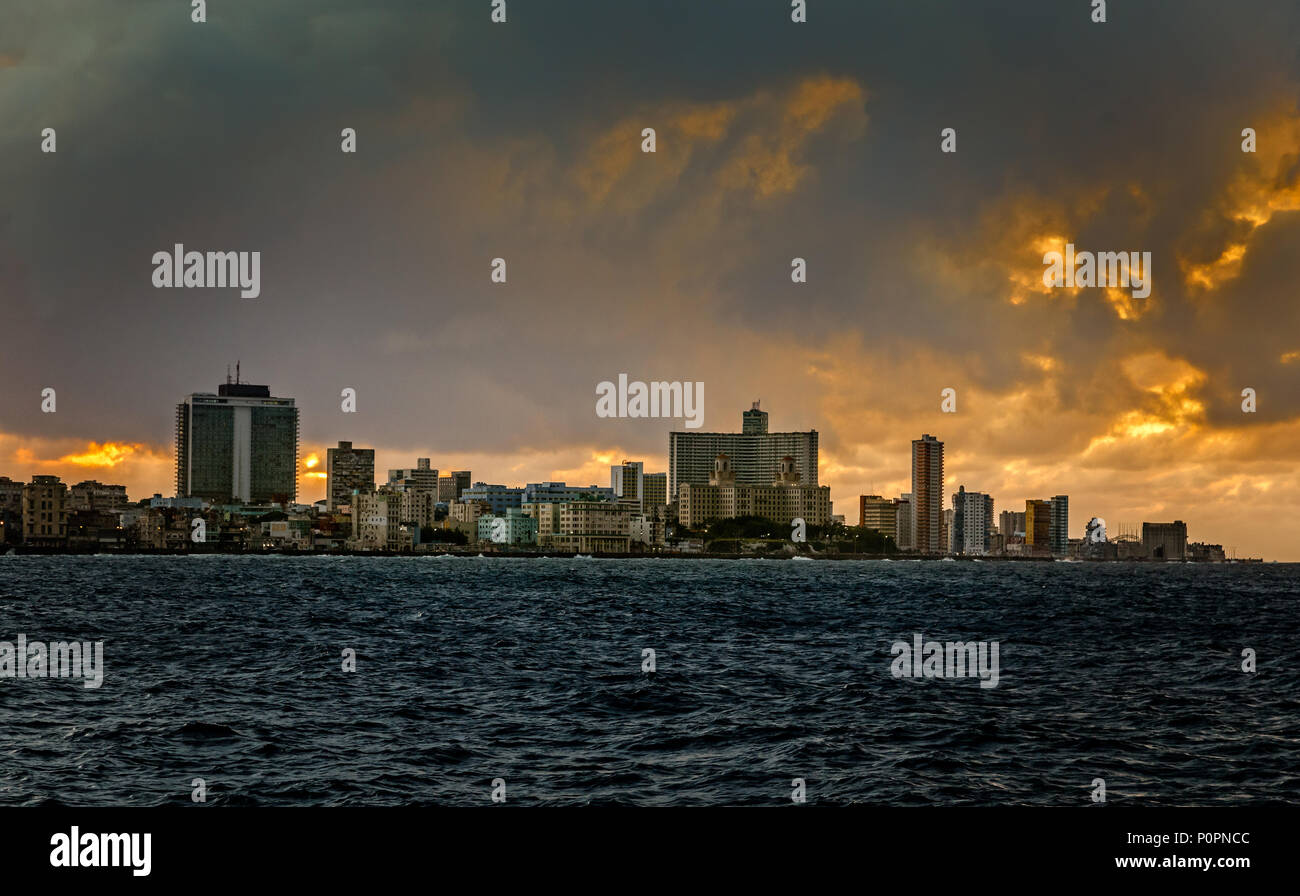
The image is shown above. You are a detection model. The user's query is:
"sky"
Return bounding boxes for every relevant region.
[1,0,1298,558]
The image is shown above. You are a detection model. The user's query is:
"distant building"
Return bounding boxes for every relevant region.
[951,486,994,555]
[460,483,524,515]
[742,401,769,434]
[447,500,491,535]
[326,441,375,511]
[0,476,23,544]
[859,495,898,540]
[477,508,539,546]
[398,489,438,529]
[677,454,832,529]
[611,460,643,509]
[911,434,944,553]
[176,378,299,504]
[69,481,130,515]
[669,406,818,502]
[1188,542,1226,562]
[896,494,914,550]
[521,482,613,504]
[998,510,1026,539]
[630,509,667,546]
[388,458,437,494]
[1049,495,1070,557]
[642,472,668,510]
[1143,521,1188,560]
[555,501,635,553]
[22,475,68,546]
[437,471,472,503]
[1025,500,1051,552]
[350,491,417,551]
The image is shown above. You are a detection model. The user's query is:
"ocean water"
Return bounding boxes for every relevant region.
[0,556,1296,806]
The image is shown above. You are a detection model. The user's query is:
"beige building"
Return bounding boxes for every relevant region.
[69,481,130,514]
[522,502,562,548]
[350,490,417,551]
[399,489,438,529]
[555,501,634,553]
[859,495,897,539]
[525,500,633,552]
[23,475,69,546]
[449,500,489,525]
[678,454,832,529]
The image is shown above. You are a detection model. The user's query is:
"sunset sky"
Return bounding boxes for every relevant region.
[2,1,1299,558]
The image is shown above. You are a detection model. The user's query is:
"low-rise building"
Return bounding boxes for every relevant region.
[69,481,130,514]
[477,508,539,546]
[677,455,832,529]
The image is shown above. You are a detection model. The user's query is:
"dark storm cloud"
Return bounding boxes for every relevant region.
[1,0,1298,555]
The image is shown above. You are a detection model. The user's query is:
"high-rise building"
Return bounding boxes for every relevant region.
[1025,499,1051,551]
[437,471,472,503]
[742,401,768,434]
[388,458,437,494]
[896,494,914,550]
[859,495,898,540]
[669,406,818,502]
[327,441,376,511]
[951,486,994,555]
[611,460,644,508]
[175,377,299,504]
[911,434,944,554]
[1049,494,1070,557]
[998,510,1026,539]
[642,472,668,509]
[1142,521,1187,560]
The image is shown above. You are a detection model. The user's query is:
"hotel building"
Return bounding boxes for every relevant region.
[175,378,299,504]
[669,404,818,502]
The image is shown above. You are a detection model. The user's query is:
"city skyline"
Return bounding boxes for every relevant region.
[2,2,1298,559]
[0,376,1256,557]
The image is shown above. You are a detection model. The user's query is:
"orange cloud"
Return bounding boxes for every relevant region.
[57,442,141,468]
[1179,109,1300,293]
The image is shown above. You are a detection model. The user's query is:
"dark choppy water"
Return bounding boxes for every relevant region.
[1,556,1296,806]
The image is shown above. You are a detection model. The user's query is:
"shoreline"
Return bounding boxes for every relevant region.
[0,547,1268,562]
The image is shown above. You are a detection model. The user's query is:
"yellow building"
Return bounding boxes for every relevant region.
[1025,499,1051,549]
